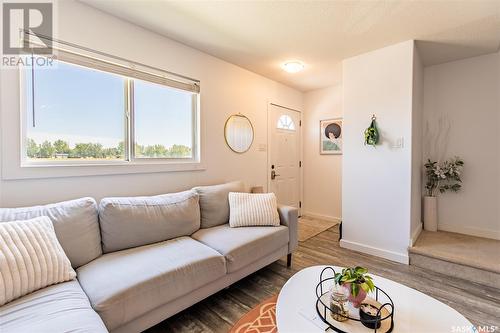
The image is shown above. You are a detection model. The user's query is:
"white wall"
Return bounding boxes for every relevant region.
[303,85,343,221]
[341,41,416,264]
[411,46,424,245]
[423,52,500,240]
[0,0,303,207]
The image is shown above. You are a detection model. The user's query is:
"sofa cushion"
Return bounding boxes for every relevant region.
[191,224,289,273]
[0,216,76,306]
[0,280,107,333]
[193,181,245,228]
[99,190,200,253]
[0,197,101,268]
[77,236,226,331]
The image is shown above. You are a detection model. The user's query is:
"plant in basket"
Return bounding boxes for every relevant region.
[334,266,375,308]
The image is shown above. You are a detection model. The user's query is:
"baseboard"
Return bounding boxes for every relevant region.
[301,211,341,223]
[438,223,500,240]
[340,239,409,264]
[410,223,423,246]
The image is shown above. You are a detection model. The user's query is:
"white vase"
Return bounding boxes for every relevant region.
[423,196,438,232]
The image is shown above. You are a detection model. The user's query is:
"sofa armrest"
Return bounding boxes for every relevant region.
[278,205,298,254]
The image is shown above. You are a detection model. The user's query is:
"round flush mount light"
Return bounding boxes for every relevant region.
[282,60,305,73]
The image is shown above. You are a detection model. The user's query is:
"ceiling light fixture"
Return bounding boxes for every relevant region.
[282,60,305,73]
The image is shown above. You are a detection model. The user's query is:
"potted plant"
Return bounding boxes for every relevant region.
[334,266,375,308]
[424,157,464,231]
[364,115,379,146]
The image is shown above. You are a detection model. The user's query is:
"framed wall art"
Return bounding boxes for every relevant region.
[320,118,342,155]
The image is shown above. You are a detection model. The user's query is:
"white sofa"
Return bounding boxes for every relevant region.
[0,182,298,333]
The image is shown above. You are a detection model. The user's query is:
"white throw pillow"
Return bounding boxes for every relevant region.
[0,216,76,306]
[228,192,280,227]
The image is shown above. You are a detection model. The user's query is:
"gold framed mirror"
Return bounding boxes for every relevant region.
[224,114,254,153]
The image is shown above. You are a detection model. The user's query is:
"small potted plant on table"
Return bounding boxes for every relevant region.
[334,266,375,308]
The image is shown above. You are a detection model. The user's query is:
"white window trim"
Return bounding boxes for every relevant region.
[1,50,204,180]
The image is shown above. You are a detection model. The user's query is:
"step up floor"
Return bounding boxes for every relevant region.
[409,230,500,289]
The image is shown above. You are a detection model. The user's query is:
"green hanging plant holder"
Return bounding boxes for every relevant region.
[364,115,379,146]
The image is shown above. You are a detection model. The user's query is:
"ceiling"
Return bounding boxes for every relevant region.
[82,0,500,92]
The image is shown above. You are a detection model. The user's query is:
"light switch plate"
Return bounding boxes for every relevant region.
[392,137,404,149]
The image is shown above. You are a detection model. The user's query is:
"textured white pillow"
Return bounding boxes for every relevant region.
[228,192,280,227]
[0,216,76,306]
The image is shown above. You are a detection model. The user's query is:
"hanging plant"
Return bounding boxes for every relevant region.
[364,115,379,146]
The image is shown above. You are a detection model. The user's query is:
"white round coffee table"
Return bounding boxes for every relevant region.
[276,266,472,333]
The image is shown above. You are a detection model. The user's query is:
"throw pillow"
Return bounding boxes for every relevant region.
[228,192,280,227]
[0,216,76,306]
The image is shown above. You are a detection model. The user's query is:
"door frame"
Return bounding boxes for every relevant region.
[266,102,303,216]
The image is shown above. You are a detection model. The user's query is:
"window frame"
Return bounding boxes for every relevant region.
[19,50,201,168]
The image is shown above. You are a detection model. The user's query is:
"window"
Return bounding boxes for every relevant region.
[22,53,199,165]
[133,79,194,159]
[25,61,126,161]
[277,114,295,130]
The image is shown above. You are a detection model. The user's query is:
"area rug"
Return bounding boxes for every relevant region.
[229,295,278,333]
[298,216,339,242]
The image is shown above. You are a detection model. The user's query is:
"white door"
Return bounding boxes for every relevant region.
[268,104,301,210]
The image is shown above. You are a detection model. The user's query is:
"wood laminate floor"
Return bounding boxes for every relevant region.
[146,225,500,333]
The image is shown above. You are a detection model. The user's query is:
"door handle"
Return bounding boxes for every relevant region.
[271,170,280,180]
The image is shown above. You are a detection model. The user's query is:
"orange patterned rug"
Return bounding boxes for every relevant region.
[229,295,278,333]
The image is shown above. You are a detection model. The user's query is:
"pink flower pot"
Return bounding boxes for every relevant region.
[343,283,367,308]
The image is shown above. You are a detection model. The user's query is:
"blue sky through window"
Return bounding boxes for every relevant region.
[134,79,193,149]
[26,61,125,148]
[25,60,194,152]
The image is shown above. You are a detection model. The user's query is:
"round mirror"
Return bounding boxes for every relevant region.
[224,114,254,153]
